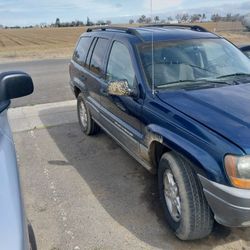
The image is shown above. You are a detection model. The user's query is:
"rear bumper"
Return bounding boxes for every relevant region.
[199,175,250,227]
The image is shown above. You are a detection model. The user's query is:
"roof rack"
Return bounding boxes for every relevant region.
[86,26,144,41]
[141,24,208,32]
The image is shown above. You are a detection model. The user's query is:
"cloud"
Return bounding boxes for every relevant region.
[0,0,249,26]
[143,0,183,12]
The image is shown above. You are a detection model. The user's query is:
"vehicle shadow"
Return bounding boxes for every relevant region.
[39,107,250,249]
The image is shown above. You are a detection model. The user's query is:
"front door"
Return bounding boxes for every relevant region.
[100,40,143,155]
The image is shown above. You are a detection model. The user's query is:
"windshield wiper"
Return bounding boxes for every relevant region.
[157,79,231,89]
[182,63,218,75]
[217,73,250,79]
[157,79,197,88]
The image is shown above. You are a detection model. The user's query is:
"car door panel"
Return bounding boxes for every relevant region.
[84,37,110,123]
[100,40,144,155]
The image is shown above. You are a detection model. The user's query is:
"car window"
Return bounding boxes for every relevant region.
[0,100,10,114]
[89,38,109,76]
[106,41,135,88]
[244,51,250,59]
[86,37,97,67]
[139,39,250,88]
[73,36,93,66]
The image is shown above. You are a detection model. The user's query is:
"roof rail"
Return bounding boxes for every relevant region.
[86,26,144,41]
[141,24,208,32]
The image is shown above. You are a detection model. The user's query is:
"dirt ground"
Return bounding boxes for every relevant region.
[0,22,249,62]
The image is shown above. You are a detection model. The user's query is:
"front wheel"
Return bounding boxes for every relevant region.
[158,152,214,240]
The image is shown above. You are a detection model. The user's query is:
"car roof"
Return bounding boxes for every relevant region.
[85,25,219,43]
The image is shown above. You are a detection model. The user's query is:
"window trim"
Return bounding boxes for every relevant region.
[86,37,97,68]
[73,36,93,66]
[89,37,110,78]
[105,40,137,88]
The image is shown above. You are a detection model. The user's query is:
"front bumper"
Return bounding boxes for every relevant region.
[199,175,250,227]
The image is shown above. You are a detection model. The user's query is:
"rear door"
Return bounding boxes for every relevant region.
[69,36,98,117]
[84,37,110,121]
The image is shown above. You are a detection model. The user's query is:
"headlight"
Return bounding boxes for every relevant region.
[225,155,250,189]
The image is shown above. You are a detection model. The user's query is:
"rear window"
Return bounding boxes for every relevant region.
[73,37,92,66]
[90,38,109,76]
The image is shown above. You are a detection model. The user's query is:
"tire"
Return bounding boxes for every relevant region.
[28,223,37,250]
[158,152,214,240]
[77,93,99,136]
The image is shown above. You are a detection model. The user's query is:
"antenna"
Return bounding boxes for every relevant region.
[150,0,155,96]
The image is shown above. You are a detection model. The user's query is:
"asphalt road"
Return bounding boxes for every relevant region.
[14,121,250,250]
[0,59,74,108]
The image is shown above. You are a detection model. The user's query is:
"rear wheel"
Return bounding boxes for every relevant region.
[158,152,214,240]
[77,93,99,136]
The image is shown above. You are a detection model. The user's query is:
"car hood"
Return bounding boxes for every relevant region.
[157,83,250,153]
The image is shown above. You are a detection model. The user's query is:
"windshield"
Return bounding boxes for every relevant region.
[138,38,250,89]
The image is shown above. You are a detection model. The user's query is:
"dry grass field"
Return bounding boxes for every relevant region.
[0,27,83,62]
[0,22,249,62]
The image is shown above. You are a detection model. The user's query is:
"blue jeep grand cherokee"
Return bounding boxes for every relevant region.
[69,25,250,240]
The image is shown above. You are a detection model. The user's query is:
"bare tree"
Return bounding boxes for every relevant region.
[55,18,60,27]
[202,13,206,21]
[154,16,160,23]
[137,15,146,23]
[211,14,222,22]
[190,14,201,23]
[181,14,189,22]
[145,17,152,24]
[129,19,134,24]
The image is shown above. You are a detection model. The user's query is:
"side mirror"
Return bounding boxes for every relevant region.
[107,80,136,97]
[0,71,34,101]
[240,45,250,59]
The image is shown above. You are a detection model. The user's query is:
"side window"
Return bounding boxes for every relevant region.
[73,37,92,66]
[86,38,97,67]
[107,41,135,88]
[90,38,109,76]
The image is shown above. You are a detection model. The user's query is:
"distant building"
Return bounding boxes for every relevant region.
[168,20,178,24]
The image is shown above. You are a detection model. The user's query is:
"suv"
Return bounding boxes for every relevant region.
[69,25,250,240]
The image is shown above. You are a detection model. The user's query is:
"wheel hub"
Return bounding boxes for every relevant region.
[79,101,88,128]
[163,169,181,222]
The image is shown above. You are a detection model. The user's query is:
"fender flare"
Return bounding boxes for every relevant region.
[144,124,230,184]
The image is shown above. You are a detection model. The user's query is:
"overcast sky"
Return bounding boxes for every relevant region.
[0,0,250,26]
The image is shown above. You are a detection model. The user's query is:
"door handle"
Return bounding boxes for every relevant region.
[100,86,108,96]
[80,75,87,82]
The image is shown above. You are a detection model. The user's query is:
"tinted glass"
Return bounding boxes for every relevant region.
[244,51,250,59]
[73,37,92,66]
[90,38,109,76]
[86,38,97,67]
[107,42,135,88]
[139,39,250,89]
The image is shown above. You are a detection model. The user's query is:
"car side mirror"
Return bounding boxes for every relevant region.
[0,71,34,101]
[107,80,136,97]
[240,45,250,59]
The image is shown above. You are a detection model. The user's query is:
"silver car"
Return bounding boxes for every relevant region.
[0,71,36,249]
